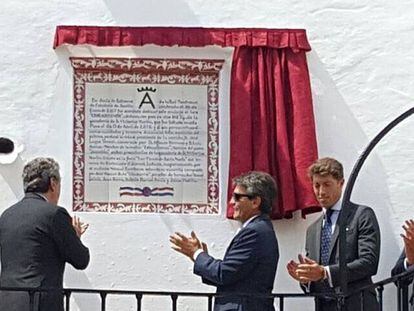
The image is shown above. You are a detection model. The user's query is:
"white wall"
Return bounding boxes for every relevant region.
[1,0,414,310]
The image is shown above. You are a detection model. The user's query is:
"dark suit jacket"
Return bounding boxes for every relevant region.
[304,202,380,311]
[193,214,279,311]
[391,250,414,308]
[0,193,90,311]
[392,251,411,277]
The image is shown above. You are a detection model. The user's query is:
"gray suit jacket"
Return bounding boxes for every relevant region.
[0,193,90,311]
[194,214,279,311]
[305,202,380,311]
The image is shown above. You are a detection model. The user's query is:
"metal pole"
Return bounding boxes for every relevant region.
[65,290,71,311]
[360,290,365,311]
[29,290,35,311]
[339,107,414,295]
[135,293,142,311]
[377,285,384,311]
[171,294,178,311]
[100,292,107,311]
[208,295,213,311]
[398,282,402,311]
[402,284,409,311]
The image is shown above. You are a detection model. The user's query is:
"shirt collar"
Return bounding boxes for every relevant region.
[35,192,48,202]
[323,197,342,215]
[242,214,260,228]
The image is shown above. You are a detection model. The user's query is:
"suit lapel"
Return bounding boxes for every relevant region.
[328,213,340,259]
[225,230,241,254]
[314,215,323,264]
[224,215,264,256]
[327,204,356,261]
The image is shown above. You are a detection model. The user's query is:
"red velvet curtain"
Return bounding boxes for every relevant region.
[54,26,320,218]
[229,47,319,219]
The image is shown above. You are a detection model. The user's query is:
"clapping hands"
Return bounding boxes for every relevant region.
[287,254,325,283]
[169,231,204,261]
[401,219,414,265]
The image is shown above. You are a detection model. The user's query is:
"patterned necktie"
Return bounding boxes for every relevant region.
[320,209,334,266]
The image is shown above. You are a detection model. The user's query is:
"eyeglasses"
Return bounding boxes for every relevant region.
[232,192,255,202]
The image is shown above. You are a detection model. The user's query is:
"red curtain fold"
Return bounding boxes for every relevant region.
[228,47,319,219]
[53,26,319,218]
[54,26,311,51]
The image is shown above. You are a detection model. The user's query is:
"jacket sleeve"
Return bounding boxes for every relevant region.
[392,250,408,276]
[391,250,414,285]
[193,228,258,286]
[51,208,90,269]
[329,207,380,287]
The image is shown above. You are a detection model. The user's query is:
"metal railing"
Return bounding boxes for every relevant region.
[338,107,414,294]
[0,269,413,311]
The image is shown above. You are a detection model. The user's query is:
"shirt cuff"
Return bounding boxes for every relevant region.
[325,266,333,287]
[193,249,204,261]
[404,258,411,270]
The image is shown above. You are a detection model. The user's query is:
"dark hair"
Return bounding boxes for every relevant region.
[23,157,60,193]
[233,171,278,214]
[308,157,344,181]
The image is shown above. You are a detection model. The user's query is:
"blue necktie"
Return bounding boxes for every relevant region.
[320,209,334,266]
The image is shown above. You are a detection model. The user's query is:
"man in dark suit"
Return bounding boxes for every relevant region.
[170,171,279,311]
[0,157,90,311]
[287,157,380,311]
[391,219,414,308]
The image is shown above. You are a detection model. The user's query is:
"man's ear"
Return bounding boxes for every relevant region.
[49,177,58,192]
[252,196,262,211]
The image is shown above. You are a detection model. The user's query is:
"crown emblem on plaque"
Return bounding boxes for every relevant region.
[137,86,157,109]
[137,86,156,93]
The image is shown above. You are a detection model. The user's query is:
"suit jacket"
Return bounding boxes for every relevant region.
[193,214,279,311]
[304,202,380,311]
[392,251,410,277]
[0,193,90,311]
[391,250,414,308]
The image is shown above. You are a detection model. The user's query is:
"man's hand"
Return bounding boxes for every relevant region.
[72,216,89,238]
[169,231,203,261]
[287,259,302,282]
[201,241,208,254]
[295,256,325,283]
[402,219,414,265]
[286,254,308,283]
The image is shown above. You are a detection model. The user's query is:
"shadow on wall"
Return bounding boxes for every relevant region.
[102,0,200,26]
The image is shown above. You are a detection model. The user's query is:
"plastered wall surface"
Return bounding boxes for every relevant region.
[1,0,414,310]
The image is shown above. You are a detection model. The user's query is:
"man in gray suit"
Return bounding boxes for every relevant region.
[287,157,380,311]
[0,157,90,311]
[170,171,279,311]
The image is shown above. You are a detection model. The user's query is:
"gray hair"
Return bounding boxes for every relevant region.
[23,157,60,193]
[233,171,278,214]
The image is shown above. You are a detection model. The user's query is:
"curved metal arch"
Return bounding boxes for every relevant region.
[338,107,414,294]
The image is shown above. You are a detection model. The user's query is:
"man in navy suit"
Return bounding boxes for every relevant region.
[170,171,279,311]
